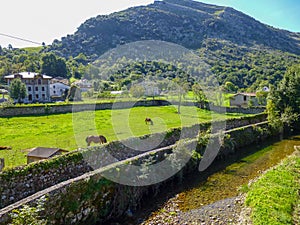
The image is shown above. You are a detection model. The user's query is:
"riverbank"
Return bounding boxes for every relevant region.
[127,136,300,225]
[244,149,300,225]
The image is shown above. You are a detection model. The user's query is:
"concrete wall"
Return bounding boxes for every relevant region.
[0,121,276,225]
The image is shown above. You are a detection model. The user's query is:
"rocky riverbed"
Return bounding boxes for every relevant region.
[138,194,251,225]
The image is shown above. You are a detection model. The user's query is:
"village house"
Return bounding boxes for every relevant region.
[142,81,161,97]
[51,76,69,86]
[50,82,70,98]
[5,72,52,103]
[73,79,92,92]
[27,147,68,164]
[230,93,259,107]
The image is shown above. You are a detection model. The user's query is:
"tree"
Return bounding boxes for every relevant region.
[223,81,238,93]
[256,91,268,105]
[9,79,27,103]
[130,85,145,98]
[41,53,68,77]
[67,85,82,101]
[7,44,13,50]
[267,65,300,134]
[171,78,189,114]
[192,83,208,108]
[276,65,300,113]
[268,65,300,116]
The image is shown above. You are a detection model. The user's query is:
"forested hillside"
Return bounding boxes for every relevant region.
[1,0,300,91]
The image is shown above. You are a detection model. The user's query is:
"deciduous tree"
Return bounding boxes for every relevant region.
[267,65,300,133]
[9,78,27,103]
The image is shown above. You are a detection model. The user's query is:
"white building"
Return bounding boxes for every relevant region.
[5,72,52,103]
[50,82,70,97]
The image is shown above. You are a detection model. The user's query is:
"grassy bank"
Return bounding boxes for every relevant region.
[0,105,245,168]
[245,151,300,225]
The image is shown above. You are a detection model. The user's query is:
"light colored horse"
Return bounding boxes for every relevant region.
[86,135,107,146]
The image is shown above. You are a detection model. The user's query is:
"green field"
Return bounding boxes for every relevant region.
[0,105,244,168]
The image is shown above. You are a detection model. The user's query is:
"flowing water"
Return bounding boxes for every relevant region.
[177,135,300,212]
[109,135,300,224]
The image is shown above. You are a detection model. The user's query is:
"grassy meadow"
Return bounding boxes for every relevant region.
[0,105,244,168]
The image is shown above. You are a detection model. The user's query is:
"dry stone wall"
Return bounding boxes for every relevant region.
[0,100,264,117]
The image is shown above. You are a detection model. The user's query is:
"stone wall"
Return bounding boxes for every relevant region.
[0,100,264,117]
[0,113,266,209]
[0,121,277,225]
[0,100,170,117]
[210,105,265,114]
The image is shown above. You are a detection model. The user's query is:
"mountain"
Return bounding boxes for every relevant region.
[48,0,300,60]
[41,0,300,90]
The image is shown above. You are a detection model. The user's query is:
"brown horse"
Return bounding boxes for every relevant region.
[145,118,153,125]
[86,135,107,146]
[0,146,11,150]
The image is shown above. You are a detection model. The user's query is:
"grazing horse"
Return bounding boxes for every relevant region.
[145,118,153,125]
[86,135,107,146]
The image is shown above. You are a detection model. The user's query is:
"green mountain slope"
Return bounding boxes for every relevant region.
[48,0,300,60]
[1,0,300,91]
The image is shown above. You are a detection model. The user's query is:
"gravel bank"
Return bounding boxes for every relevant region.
[139,194,252,225]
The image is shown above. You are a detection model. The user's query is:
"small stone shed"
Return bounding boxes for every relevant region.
[230,93,258,107]
[27,147,68,164]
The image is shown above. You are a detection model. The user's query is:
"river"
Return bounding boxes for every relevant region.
[108,135,300,224]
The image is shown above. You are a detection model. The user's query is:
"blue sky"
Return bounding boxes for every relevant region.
[199,0,300,32]
[0,0,299,48]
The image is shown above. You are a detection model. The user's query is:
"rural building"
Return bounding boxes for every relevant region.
[51,77,69,86]
[142,81,161,97]
[73,79,92,92]
[50,82,70,97]
[230,93,259,107]
[5,72,52,103]
[27,147,68,164]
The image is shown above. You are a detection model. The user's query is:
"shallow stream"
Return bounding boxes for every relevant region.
[109,135,300,224]
[178,135,300,212]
